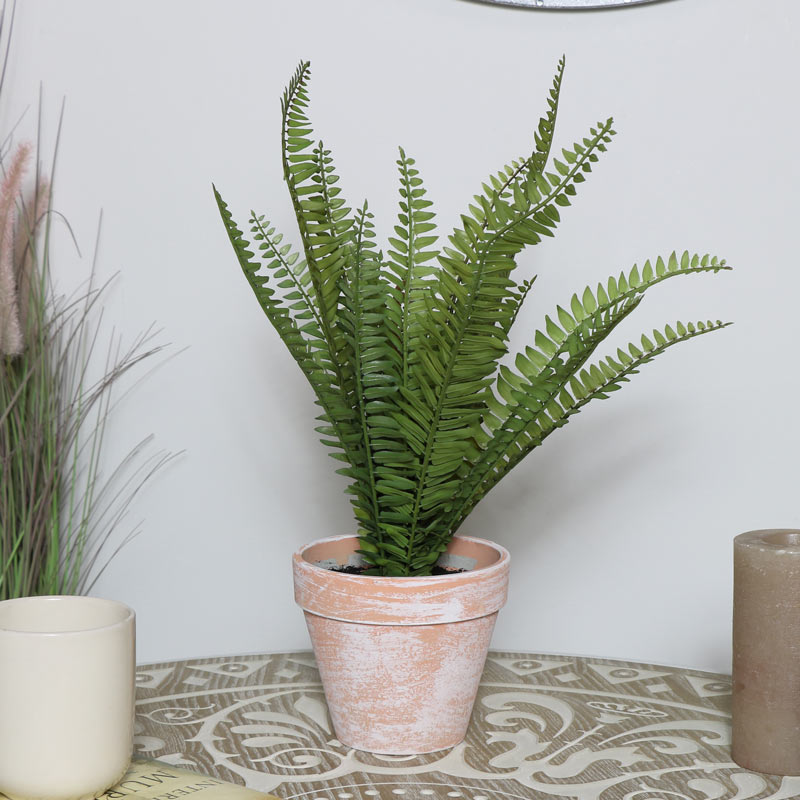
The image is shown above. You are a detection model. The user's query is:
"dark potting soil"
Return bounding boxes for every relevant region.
[331,564,465,576]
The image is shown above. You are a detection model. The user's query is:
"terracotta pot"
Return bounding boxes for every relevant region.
[292,534,510,754]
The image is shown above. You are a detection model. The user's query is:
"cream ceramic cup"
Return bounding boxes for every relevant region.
[0,596,136,800]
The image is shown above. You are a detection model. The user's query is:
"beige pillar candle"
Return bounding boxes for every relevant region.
[732,529,800,775]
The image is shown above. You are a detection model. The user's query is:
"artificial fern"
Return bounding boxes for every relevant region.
[215,60,730,577]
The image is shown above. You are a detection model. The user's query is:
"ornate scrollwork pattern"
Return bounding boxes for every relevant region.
[134,652,798,799]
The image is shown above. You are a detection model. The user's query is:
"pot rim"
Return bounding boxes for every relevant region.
[293,533,510,583]
[292,534,511,625]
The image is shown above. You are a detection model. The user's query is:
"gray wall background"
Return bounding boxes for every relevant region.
[5,0,797,671]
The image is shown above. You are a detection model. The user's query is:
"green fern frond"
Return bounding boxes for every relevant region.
[280,63,353,351]
[405,119,616,554]
[335,204,384,544]
[385,147,439,390]
[249,214,324,336]
[532,55,565,174]
[215,186,360,469]
[215,186,309,368]
[280,61,315,180]
[308,141,354,322]
[503,276,537,337]
[453,318,730,530]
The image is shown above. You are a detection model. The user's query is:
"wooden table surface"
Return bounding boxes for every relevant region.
[134,651,798,800]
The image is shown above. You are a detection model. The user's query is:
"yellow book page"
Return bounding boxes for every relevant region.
[99,759,280,800]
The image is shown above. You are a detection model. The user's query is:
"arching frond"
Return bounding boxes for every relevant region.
[532,55,565,174]
[438,253,730,534]
[214,186,361,470]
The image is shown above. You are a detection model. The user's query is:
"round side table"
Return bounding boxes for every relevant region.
[134,651,797,799]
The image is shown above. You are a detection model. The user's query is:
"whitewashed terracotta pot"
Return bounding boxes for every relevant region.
[292,534,510,754]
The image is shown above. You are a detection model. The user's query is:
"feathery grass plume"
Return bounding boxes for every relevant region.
[14,176,50,338]
[0,140,29,355]
[0,0,174,599]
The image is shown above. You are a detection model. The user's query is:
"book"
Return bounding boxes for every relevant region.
[99,759,280,800]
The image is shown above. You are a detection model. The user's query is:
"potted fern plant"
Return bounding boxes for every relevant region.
[215,59,729,754]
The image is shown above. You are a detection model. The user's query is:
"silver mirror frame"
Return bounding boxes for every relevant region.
[476,0,665,8]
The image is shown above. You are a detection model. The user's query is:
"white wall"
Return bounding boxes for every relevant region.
[5,0,798,672]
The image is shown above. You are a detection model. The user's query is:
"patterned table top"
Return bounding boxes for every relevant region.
[133,651,798,800]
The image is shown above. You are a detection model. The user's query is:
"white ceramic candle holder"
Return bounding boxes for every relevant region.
[0,596,136,800]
